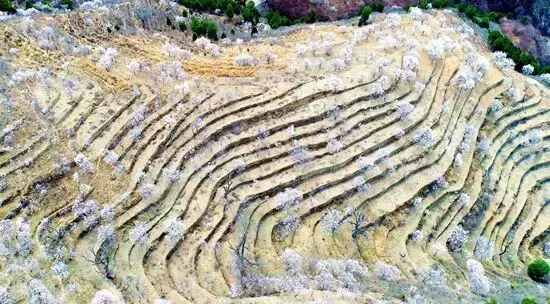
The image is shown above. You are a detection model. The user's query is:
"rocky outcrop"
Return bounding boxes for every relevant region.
[469,0,549,36]
[266,0,366,20]
[265,0,421,20]
[500,18,550,65]
[265,0,549,36]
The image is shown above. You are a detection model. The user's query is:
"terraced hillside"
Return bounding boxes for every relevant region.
[0,3,549,304]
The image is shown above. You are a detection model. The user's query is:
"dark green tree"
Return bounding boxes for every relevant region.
[242,1,259,24]
[527,259,550,283]
[0,0,16,13]
[358,5,373,26]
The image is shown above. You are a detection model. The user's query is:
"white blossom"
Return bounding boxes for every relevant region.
[73,199,99,218]
[447,225,468,252]
[320,209,343,233]
[167,219,184,243]
[98,48,118,71]
[413,128,435,148]
[274,215,300,240]
[522,64,534,75]
[28,279,58,304]
[457,192,470,207]
[474,237,493,261]
[410,230,423,241]
[396,102,414,120]
[353,176,370,193]
[51,261,69,280]
[492,51,514,70]
[138,183,156,199]
[0,286,13,304]
[129,222,148,245]
[162,42,192,60]
[327,138,343,154]
[75,153,95,174]
[91,290,120,304]
[234,53,258,66]
[466,259,491,296]
[275,188,302,209]
[523,129,542,146]
[374,261,401,282]
[477,138,491,156]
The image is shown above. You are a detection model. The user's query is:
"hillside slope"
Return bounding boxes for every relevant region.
[0,3,549,303]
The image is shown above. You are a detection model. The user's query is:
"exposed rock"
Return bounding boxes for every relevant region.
[265,0,423,20]
[500,18,550,65]
[467,0,549,36]
[266,0,366,20]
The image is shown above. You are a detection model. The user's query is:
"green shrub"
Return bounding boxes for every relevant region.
[224,1,235,18]
[486,299,498,304]
[370,1,384,12]
[266,11,291,29]
[178,21,186,31]
[206,20,218,40]
[300,10,318,24]
[358,5,373,26]
[190,17,218,40]
[487,30,550,74]
[432,0,448,9]
[179,0,242,17]
[418,0,430,9]
[0,0,15,13]
[474,16,490,28]
[242,1,259,24]
[527,259,550,282]
[522,298,538,304]
[60,0,73,9]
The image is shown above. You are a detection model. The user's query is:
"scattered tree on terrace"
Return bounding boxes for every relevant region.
[0,286,13,304]
[447,225,468,252]
[273,215,300,240]
[348,210,367,239]
[321,208,344,234]
[28,279,58,304]
[275,187,302,210]
[374,261,401,282]
[97,48,118,71]
[396,102,414,121]
[410,229,423,241]
[166,219,184,243]
[474,236,493,261]
[51,261,70,281]
[234,53,258,66]
[91,289,120,304]
[413,128,436,149]
[456,192,470,207]
[466,259,491,296]
[129,222,148,245]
